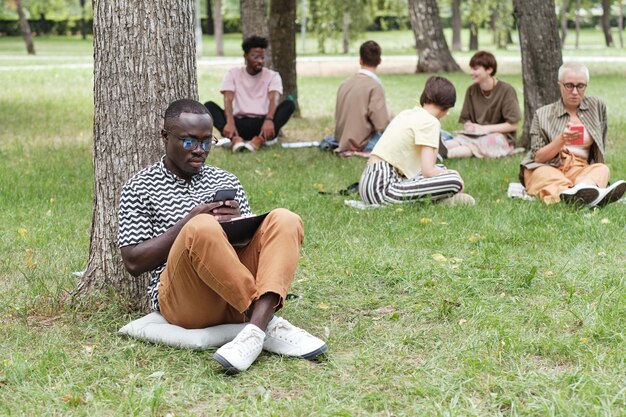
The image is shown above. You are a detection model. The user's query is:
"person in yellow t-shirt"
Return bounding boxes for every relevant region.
[358,76,474,206]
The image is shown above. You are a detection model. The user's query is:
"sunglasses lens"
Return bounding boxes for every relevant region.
[182,139,196,149]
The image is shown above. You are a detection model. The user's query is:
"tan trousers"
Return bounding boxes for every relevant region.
[524,151,609,204]
[158,208,304,329]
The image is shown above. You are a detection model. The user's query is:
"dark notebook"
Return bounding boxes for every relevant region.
[219,212,269,247]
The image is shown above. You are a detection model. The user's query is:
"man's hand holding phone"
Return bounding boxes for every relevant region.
[210,188,240,221]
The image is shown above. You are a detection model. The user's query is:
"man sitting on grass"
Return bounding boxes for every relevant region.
[204,35,295,153]
[320,40,391,155]
[117,99,326,373]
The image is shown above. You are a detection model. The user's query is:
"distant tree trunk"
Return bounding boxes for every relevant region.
[408,0,462,73]
[269,0,299,116]
[619,0,624,48]
[80,0,87,40]
[560,0,570,47]
[206,0,214,34]
[16,0,35,55]
[241,0,273,69]
[342,12,350,54]
[602,0,614,46]
[75,0,198,310]
[451,0,462,51]
[513,0,562,149]
[214,0,224,56]
[469,22,479,50]
[575,0,581,48]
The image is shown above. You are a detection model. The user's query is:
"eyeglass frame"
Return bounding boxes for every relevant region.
[559,82,587,92]
[163,129,217,151]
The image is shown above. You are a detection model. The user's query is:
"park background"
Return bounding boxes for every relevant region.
[1,0,625,415]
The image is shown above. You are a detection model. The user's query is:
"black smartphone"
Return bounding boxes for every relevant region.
[213,188,237,202]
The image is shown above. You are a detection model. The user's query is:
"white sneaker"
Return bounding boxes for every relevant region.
[213,324,265,373]
[263,316,328,359]
[437,193,476,206]
[589,180,626,208]
[559,183,600,206]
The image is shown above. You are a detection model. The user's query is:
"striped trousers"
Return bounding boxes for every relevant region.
[358,161,463,205]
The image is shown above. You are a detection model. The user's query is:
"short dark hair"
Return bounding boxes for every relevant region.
[242,35,268,53]
[359,40,382,67]
[420,76,456,110]
[469,50,497,76]
[164,99,210,128]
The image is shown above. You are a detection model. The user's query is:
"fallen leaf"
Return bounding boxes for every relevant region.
[18,228,27,237]
[600,218,610,224]
[318,303,330,310]
[431,253,447,262]
[580,337,588,343]
[395,207,403,212]
[147,371,165,379]
[458,319,467,325]
[468,235,479,242]
[420,218,432,224]
[544,270,555,277]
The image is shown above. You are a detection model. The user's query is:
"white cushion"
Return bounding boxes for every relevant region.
[118,312,246,350]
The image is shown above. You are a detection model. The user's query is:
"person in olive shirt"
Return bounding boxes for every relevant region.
[441,51,521,159]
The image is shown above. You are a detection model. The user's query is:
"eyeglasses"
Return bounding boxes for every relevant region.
[559,82,587,92]
[165,130,217,151]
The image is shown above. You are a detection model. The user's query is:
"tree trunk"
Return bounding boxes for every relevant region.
[75,0,198,310]
[241,0,273,69]
[206,0,214,34]
[16,0,35,55]
[269,0,299,116]
[619,0,624,48]
[80,0,87,40]
[602,0,614,47]
[560,0,570,47]
[469,22,479,50]
[342,12,350,54]
[408,0,462,73]
[513,0,562,149]
[214,0,224,56]
[575,0,580,48]
[451,0,462,51]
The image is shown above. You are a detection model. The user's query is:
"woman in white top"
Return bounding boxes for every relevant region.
[358,76,474,206]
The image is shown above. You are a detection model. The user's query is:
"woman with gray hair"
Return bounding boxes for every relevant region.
[519,62,625,207]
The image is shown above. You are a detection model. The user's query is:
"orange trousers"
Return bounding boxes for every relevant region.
[158,208,304,329]
[523,152,609,204]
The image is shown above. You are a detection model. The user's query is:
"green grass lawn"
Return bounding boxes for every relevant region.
[0,33,625,416]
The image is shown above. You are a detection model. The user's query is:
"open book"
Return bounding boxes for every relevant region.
[219,212,269,247]
[453,129,490,137]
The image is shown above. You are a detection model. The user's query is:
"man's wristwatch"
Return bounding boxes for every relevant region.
[264,116,274,121]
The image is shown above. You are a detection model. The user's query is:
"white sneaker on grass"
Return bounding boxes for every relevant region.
[559,183,599,206]
[589,180,626,208]
[263,316,328,359]
[437,193,476,206]
[213,324,265,374]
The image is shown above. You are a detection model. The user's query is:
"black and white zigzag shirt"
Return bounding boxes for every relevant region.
[117,156,251,311]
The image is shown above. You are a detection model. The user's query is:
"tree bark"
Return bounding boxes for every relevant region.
[408,0,462,73]
[241,0,273,69]
[602,0,614,47]
[75,0,198,310]
[451,0,462,51]
[206,0,214,34]
[575,0,581,48]
[269,0,299,115]
[618,0,624,48]
[469,22,479,50]
[214,0,224,56]
[16,0,35,55]
[513,0,562,149]
[560,0,570,47]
